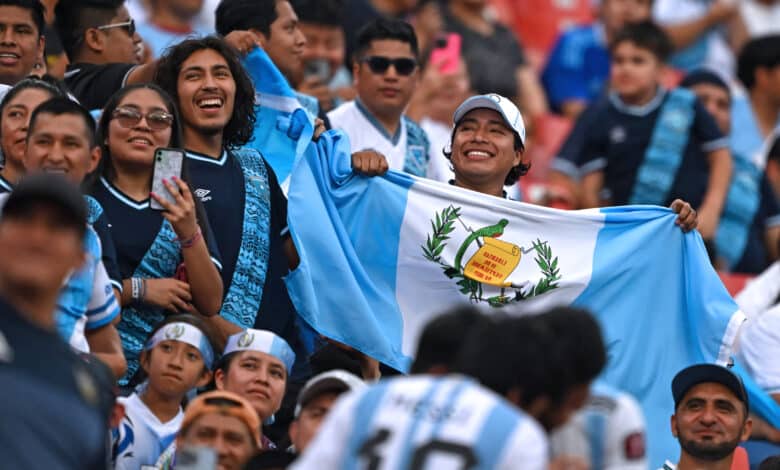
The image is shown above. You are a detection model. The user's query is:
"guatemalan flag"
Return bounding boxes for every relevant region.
[243,47,314,192]
[285,130,780,466]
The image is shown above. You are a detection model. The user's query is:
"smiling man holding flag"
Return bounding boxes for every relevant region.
[285,92,780,466]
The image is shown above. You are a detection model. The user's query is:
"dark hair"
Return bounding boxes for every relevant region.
[216,0,278,37]
[759,456,780,470]
[540,306,607,385]
[454,314,572,408]
[28,97,96,146]
[138,314,222,379]
[242,449,297,470]
[291,0,344,27]
[769,134,780,164]
[737,35,780,90]
[609,20,672,62]
[443,126,529,185]
[0,0,45,37]
[354,17,419,61]
[680,68,731,102]
[54,0,124,59]
[154,36,256,149]
[411,306,490,374]
[88,83,213,245]
[0,76,65,151]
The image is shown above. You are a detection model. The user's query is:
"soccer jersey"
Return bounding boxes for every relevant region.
[553,88,728,207]
[0,174,13,194]
[731,171,780,274]
[737,304,780,394]
[112,392,183,470]
[328,100,431,177]
[91,176,222,278]
[542,23,610,113]
[185,150,300,343]
[0,297,108,469]
[550,382,646,470]
[291,375,548,470]
[730,95,780,170]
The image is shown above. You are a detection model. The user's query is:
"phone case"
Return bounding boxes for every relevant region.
[430,33,462,75]
[150,148,185,210]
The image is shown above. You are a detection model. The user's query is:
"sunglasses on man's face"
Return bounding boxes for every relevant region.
[97,19,136,37]
[361,56,418,76]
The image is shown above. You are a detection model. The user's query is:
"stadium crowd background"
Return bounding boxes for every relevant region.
[2,0,780,469]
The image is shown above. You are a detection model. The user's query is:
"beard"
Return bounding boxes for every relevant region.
[679,434,742,461]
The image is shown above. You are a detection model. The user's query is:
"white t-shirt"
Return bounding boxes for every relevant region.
[735,261,780,319]
[327,100,430,177]
[737,303,780,394]
[291,374,548,470]
[740,0,780,37]
[420,117,454,183]
[550,382,647,470]
[112,392,184,470]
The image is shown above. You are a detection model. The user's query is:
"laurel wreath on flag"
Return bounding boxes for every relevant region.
[422,205,561,306]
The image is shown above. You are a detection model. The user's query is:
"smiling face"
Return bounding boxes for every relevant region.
[257,0,306,85]
[142,339,210,398]
[1,87,56,168]
[106,87,174,170]
[672,382,752,462]
[215,351,287,421]
[24,112,100,183]
[353,39,419,120]
[450,107,522,190]
[0,6,44,86]
[176,47,236,140]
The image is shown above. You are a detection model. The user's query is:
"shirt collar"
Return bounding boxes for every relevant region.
[608,86,667,116]
[354,99,403,145]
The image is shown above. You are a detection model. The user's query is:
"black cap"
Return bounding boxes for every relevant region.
[3,173,87,235]
[672,363,749,411]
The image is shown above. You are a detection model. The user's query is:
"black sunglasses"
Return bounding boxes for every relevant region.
[361,56,418,76]
[97,19,136,37]
[112,107,174,131]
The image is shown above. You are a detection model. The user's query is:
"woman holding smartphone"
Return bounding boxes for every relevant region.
[88,84,224,386]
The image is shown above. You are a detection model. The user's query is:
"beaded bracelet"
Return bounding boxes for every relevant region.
[178,227,202,249]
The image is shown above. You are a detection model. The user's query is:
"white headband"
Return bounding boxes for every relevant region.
[223,329,295,373]
[145,322,215,369]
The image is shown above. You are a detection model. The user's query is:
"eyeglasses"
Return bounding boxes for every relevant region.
[361,56,418,76]
[112,107,173,131]
[97,19,136,36]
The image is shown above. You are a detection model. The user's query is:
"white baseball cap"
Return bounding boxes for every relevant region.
[294,369,364,417]
[452,93,526,146]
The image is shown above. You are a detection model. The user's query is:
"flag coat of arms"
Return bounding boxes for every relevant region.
[285,130,780,465]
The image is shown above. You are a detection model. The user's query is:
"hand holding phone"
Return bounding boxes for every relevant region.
[150,148,185,211]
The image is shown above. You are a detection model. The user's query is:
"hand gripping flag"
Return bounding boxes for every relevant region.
[285,130,780,466]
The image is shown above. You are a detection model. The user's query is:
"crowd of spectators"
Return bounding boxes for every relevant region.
[1,0,780,469]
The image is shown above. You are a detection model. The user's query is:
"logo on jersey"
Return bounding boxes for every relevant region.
[237,331,255,348]
[164,324,185,340]
[609,126,626,144]
[194,188,212,202]
[422,205,561,307]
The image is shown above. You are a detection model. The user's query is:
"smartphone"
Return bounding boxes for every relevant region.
[304,58,331,83]
[150,147,185,211]
[430,33,462,75]
[174,445,217,470]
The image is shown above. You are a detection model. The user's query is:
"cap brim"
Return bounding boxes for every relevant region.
[672,364,748,409]
[453,96,504,126]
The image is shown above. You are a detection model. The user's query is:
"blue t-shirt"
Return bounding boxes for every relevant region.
[134,21,208,58]
[554,88,727,207]
[731,95,780,169]
[542,23,610,113]
[733,173,780,274]
[0,297,108,469]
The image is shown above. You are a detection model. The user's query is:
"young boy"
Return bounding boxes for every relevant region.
[553,21,732,240]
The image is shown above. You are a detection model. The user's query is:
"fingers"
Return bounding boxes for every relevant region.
[224,30,259,55]
[169,295,191,313]
[351,150,390,176]
[671,199,698,232]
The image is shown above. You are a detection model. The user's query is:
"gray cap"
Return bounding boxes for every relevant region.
[294,369,364,417]
[453,93,526,146]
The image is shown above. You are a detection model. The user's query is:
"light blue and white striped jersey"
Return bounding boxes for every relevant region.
[57,224,120,351]
[292,375,548,470]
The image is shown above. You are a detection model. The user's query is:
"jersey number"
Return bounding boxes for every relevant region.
[358,428,478,470]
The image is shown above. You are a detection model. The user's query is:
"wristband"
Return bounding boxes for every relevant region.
[131,277,144,304]
[178,227,202,249]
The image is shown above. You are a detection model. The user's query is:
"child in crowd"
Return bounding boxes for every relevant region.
[552,21,732,241]
[112,314,219,469]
